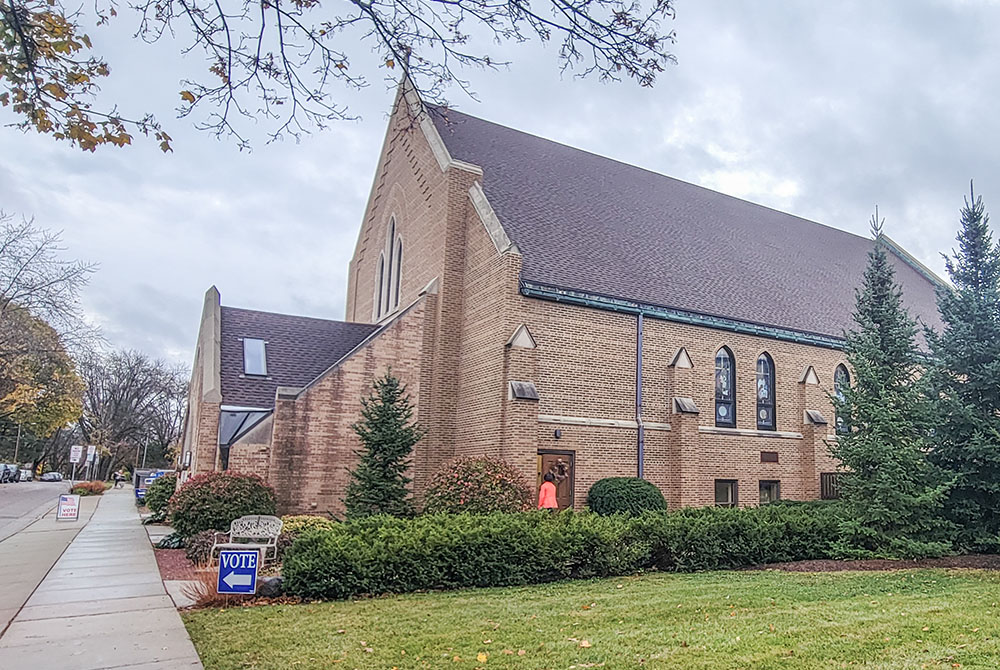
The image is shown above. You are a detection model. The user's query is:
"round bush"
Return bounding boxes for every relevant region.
[587,477,667,515]
[144,473,177,514]
[422,457,532,514]
[167,471,277,538]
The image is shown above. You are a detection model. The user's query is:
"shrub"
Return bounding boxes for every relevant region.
[144,473,177,514]
[184,529,218,565]
[587,477,667,515]
[70,480,107,496]
[167,471,277,538]
[422,457,532,514]
[281,515,337,534]
[282,501,847,600]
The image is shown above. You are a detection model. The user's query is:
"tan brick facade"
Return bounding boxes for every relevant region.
[180,83,855,515]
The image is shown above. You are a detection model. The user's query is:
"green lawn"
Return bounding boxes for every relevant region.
[183,569,1000,669]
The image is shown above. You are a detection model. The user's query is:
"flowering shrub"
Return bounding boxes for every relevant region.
[167,471,277,538]
[422,457,532,514]
[144,473,177,514]
[587,477,667,516]
[70,480,107,496]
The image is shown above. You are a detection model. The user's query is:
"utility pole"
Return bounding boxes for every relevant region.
[141,437,149,468]
[13,423,21,463]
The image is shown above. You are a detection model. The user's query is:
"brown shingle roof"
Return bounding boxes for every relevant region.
[429,107,943,340]
[219,306,377,408]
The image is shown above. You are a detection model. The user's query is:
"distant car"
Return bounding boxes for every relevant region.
[0,464,19,483]
[18,469,33,482]
[40,472,63,482]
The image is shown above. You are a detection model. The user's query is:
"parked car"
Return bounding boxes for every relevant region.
[0,464,19,483]
[40,471,63,482]
[18,468,33,482]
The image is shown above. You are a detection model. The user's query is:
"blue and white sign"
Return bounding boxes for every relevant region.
[217,550,259,594]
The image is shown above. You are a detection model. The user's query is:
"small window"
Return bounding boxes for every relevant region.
[834,365,850,435]
[714,479,737,507]
[243,338,267,376]
[715,347,736,427]
[759,480,780,504]
[756,353,775,431]
[760,451,779,463]
[820,472,840,500]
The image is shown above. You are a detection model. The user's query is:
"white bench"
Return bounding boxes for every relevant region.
[210,515,283,564]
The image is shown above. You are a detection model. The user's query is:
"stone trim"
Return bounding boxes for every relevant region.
[401,78,484,175]
[538,414,669,431]
[469,182,520,255]
[698,426,803,439]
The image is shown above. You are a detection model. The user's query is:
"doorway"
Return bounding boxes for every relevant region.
[537,450,575,509]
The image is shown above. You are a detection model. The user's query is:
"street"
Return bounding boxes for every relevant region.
[0,481,67,541]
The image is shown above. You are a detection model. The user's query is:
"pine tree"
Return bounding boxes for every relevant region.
[344,371,423,519]
[927,187,1000,551]
[831,212,952,558]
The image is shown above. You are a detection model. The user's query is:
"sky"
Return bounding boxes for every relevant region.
[2,0,998,366]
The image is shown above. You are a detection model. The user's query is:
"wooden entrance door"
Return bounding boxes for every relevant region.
[537,450,575,509]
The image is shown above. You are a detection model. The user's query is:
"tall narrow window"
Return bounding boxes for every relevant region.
[715,347,736,427]
[375,253,385,319]
[834,364,850,435]
[393,238,403,309]
[385,218,396,314]
[756,353,775,431]
[243,338,267,376]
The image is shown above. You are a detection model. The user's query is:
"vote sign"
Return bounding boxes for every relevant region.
[217,550,259,594]
[56,494,81,521]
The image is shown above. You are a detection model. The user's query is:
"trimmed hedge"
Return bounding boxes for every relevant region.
[422,457,532,514]
[587,477,667,515]
[144,473,177,514]
[283,501,846,600]
[70,480,107,496]
[167,471,277,538]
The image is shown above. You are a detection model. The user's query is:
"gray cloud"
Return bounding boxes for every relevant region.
[2,0,997,364]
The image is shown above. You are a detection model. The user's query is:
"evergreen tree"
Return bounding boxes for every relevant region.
[344,371,423,519]
[831,212,952,558]
[927,187,1000,551]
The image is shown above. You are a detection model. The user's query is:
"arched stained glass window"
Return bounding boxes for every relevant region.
[834,364,850,435]
[385,218,395,314]
[756,353,775,431]
[375,253,385,319]
[715,347,736,427]
[393,238,403,309]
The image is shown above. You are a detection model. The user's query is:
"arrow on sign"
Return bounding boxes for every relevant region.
[223,572,253,588]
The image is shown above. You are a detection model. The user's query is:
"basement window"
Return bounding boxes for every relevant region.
[714,479,737,507]
[243,338,267,376]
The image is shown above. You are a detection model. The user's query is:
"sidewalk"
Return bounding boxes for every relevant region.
[0,486,203,669]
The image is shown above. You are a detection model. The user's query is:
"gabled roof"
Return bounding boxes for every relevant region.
[219,306,378,408]
[429,107,943,340]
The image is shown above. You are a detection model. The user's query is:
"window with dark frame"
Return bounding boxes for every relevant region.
[759,480,780,504]
[714,479,737,507]
[393,239,403,309]
[760,451,779,463]
[715,347,736,427]
[242,338,267,376]
[820,472,841,499]
[375,254,385,319]
[756,353,776,430]
[385,218,396,314]
[834,365,850,435]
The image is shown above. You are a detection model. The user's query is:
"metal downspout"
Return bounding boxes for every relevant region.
[636,312,645,479]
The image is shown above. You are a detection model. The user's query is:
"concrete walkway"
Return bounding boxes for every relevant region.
[0,487,203,669]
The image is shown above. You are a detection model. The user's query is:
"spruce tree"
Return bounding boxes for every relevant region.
[831,212,952,558]
[344,371,423,519]
[927,187,1000,551]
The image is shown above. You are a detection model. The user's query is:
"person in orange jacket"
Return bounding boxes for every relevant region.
[538,472,558,510]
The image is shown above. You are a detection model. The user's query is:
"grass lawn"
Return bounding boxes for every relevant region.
[183,569,1000,669]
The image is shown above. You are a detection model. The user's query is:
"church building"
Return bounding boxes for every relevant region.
[178,83,943,516]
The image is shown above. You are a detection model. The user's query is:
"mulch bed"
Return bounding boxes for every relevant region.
[155,548,198,580]
[753,554,1000,572]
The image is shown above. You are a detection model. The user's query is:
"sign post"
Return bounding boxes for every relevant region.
[56,494,81,522]
[85,445,96,480]
[69,445,82,484]
[217,550,259,595]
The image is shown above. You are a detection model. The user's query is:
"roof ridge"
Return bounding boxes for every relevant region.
[430,104,875,246]
[220,304,376,328]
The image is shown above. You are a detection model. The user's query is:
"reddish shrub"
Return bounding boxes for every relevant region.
[422,457,532,514]
[70,480,107,496]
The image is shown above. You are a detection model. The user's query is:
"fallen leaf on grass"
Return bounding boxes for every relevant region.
[580,640,592,648]
[477,652,489,662]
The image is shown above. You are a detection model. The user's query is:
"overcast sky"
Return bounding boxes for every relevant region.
[2,0,997,366]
